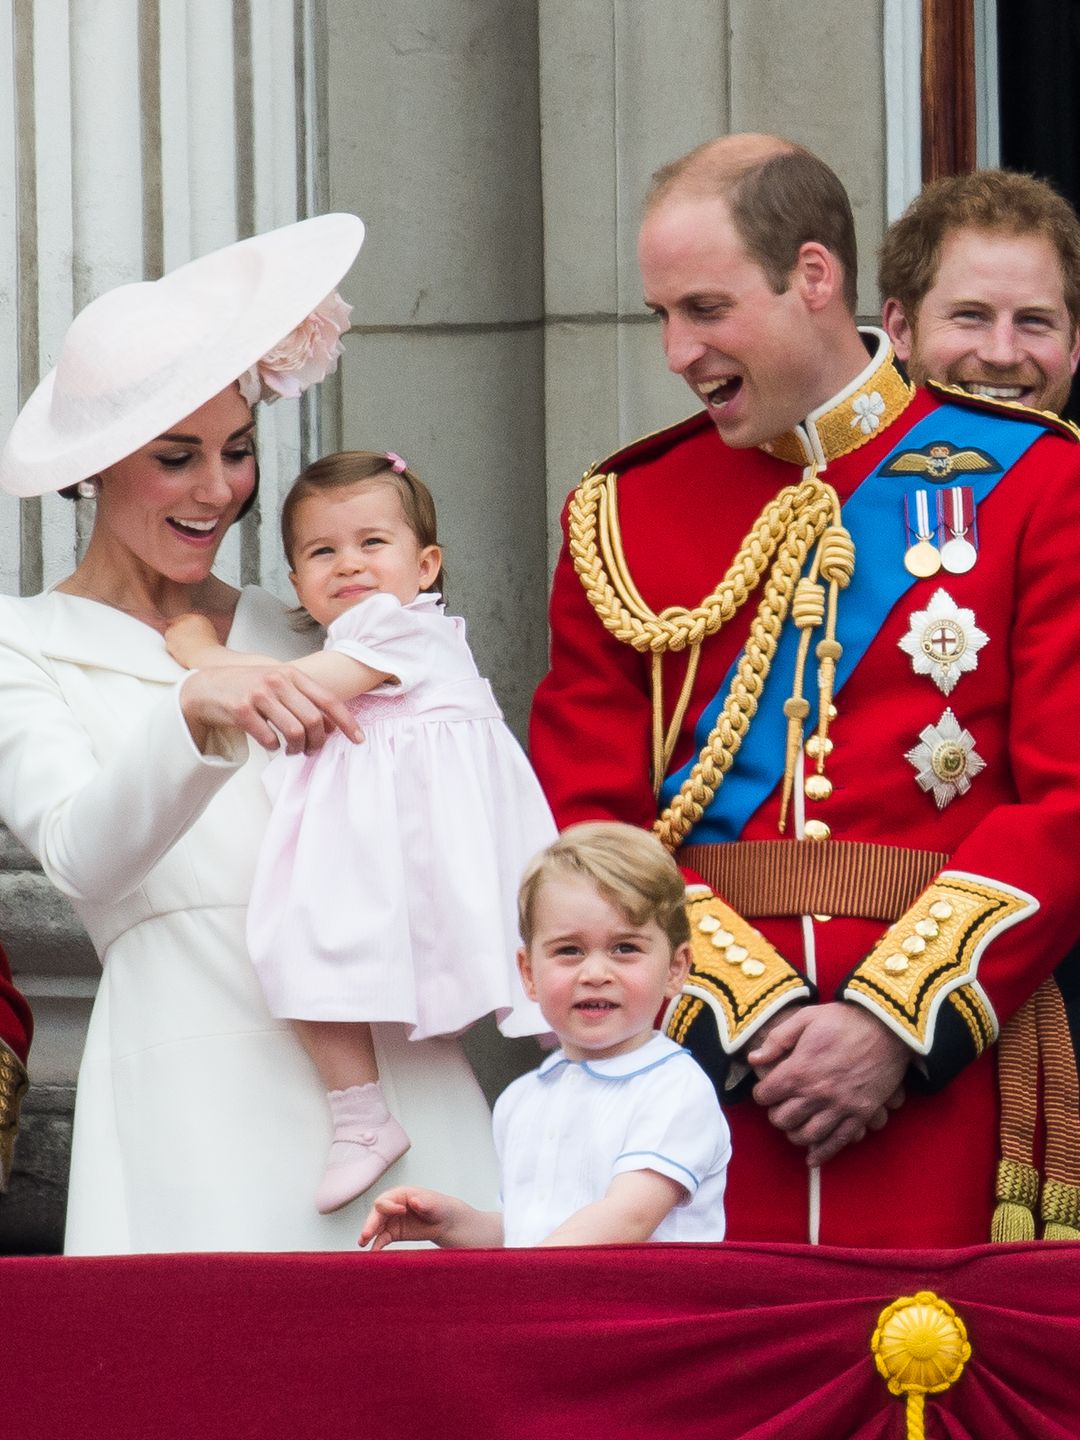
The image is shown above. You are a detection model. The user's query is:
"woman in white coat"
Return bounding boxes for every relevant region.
[0,216,500,1253]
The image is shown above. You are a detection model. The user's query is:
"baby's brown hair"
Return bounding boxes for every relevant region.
[281,450,445,595]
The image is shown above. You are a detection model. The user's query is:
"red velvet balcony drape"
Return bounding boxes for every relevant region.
[2,1241,1077,1439]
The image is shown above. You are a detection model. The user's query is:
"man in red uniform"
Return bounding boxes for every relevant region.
[0,942,31,1193]
[530,135,1080,1246]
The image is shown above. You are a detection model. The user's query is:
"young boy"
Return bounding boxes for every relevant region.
[359,822,730,1248]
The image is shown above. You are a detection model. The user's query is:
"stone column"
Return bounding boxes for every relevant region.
[325,0,547,741]
[325,0,550,1096]
[536,0,731,554]
[0,0,318,1252]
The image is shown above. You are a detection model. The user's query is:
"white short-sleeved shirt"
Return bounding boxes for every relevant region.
[493,1033,730,1246]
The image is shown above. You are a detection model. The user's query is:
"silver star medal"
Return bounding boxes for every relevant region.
[905,707,986,809]
[898,588,988,696]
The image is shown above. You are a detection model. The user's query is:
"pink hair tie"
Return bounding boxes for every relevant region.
[385,451,408,474]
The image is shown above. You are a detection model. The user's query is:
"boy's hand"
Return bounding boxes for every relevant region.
[165,613,222,669]
[359,1186,503,1250]
[359,1186,455,1250]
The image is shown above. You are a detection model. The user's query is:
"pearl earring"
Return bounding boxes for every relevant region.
[76,477,100,500]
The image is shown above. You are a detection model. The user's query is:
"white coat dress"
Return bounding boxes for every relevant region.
[0,586,499,1254]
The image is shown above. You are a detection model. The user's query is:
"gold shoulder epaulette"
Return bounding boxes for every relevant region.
[927,379,1080,443]
[582,409,713,483]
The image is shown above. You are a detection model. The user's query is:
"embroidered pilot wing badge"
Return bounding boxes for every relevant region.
[898,588,988,696]
[905,708,986,809]
[881,442,1001,481]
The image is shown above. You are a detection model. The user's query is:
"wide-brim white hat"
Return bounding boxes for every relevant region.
[0,212,364,497]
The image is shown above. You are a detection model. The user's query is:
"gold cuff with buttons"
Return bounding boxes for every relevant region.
[671,885,811,1053]
[843,873,1033,1054]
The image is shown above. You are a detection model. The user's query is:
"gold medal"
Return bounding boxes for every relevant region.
[903,489,941,577]
[904,539,941,577]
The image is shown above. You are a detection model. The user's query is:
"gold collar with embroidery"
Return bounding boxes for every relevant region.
[763,328,915,469]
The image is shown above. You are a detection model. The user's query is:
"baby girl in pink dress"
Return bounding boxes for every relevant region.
[167,451,554,1213]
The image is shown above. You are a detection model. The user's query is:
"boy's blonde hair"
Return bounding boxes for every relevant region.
[518,822,689,950]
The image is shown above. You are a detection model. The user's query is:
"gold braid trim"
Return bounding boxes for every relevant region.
[991,980,1080,1241]
[992,1159,1040,1243]
[992,996,1040,1241]
[0,1039,28,1193]
[665,994,704,1047]
[568,465,853,850]
[947,986,995,1053]
[1035,980,1080,1239]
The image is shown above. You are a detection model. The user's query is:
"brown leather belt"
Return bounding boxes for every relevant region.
[677,840,950,922]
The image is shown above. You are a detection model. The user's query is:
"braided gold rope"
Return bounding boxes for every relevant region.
[568,464,848,851]
[570,466,812,652]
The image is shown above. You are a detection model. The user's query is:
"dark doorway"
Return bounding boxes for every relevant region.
[998,0,1080,420]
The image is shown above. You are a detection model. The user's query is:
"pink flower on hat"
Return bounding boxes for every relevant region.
[238,291,353,406]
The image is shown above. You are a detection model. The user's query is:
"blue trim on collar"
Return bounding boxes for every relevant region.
[537,1038,692,1082]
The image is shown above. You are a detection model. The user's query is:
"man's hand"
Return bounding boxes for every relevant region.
[748,1002,909,1165]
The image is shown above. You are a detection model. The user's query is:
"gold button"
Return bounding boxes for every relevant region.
[929,900,953,921]
[804,819,831,841]
[827,703,838,721]
[901,934,926,956]
[884,954,909,975]
[725,944,749,964]
[741,958,766,978]
[710,929,735,949]
[914,918,939,939]
[804,774,833,801]
[805,735,834,759]
[698,914,721,934]
[812,913,832,923]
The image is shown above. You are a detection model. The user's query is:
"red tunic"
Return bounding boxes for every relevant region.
[531,359,1080,1246]
[0,942,31,1067]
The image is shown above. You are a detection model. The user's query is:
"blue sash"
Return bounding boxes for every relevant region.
[658,405,1044,843]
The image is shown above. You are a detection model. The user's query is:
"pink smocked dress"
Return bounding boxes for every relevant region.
[246,592,554,1039]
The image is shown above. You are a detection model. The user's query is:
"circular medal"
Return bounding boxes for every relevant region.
[904,540,941,578]
[939,537,977,574]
